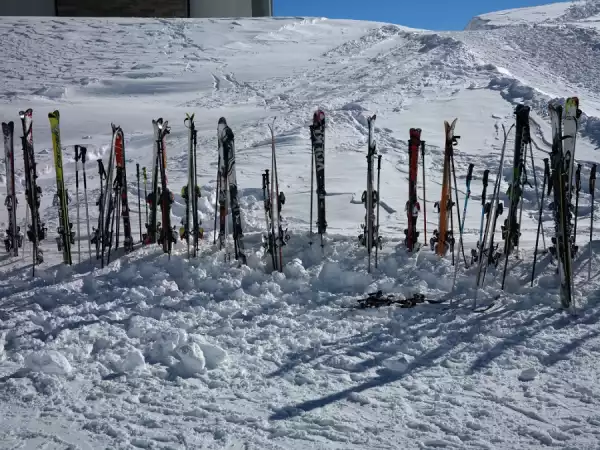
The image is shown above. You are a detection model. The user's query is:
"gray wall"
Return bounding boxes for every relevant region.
[2,0,55,16]
[189,0,260,18]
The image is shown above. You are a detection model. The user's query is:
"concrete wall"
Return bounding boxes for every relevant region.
[1,0,272,18]
[189,0,252,18]
[2,0,55,16]
[57,0,187,17]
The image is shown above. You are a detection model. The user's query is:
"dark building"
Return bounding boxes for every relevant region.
[2,0,273,17]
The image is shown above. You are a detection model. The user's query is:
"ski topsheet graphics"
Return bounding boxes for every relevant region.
[2,121,20,256]
[310,110,327,248]
[20,109,45,268]
[48,110,73,265]
[501,104,530,258]
[549,99,580,309]
[113,126,134,253]
[404,128,421,251]
[431,119,458,257]
[218,117,247,264]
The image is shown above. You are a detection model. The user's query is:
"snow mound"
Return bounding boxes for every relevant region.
[24,350,72,376]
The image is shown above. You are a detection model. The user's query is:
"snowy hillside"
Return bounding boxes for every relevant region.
[466,0,600,29]
[1,3,600,448]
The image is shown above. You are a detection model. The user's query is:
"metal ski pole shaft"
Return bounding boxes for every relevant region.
[529,142,546,251]
[452,163,474,291]
[450,153,470,267]
[375,154,382,268]
[75,146,81,264]
[214,159,220,246]
[136,164,142,244]
[574,164,581,242]
[531,158,549,286]
[142,167,148,227]
[589,164,597,280]
[421,141,427,241]
[309,126,315,246]
[80,147,92,262]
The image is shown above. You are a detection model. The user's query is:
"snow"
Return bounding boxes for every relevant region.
[1,4,600,449]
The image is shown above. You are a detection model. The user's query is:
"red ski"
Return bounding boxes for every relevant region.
[404,128,421,251]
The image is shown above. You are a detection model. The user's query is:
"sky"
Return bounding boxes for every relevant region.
[273,0,566,30]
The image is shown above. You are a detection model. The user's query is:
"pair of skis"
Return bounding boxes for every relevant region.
[547,98,581,309]
[404,129,425,252]
[358,115,382,272]
[181,114,203,258]
[19,109,46,274]
[93,124,134,267]
[2,121,23,258]
[143,118,177,256]
[214,117,246,264]
[262,119,288,271]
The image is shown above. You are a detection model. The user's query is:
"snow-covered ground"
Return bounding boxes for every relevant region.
[1,2,600,448]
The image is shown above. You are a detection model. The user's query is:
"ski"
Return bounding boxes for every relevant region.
[549,101,575,309]
[310,110,327,248]
[349,291,445,310]
[431,119,458,258]
[183,113,202,258]
[2,121,20,257]
[358,115,380,272]
[19,109,45,271]
[113,125,134,253]
[262,169,277,270]
[155,119,175,255]
[268,119,288,271]
[48,110,73,265]
[145,120,161,245]
[404,128,421,252]
[218,117,246,264]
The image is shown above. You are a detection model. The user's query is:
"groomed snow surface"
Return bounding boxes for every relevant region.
[2,3,600,449]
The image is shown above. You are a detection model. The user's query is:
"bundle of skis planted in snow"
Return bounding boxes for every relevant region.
[1,99,594,311]
[371,97,590,311]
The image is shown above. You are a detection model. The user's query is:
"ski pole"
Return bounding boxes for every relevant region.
[309,125,315,246]
[531,158,549,286]
[589,164,596,280]
[574,164,581,242]
[80,147,92,262]
[375,154,382,268]
[214,159,220,246]
[142,166,148,227]
[452,163,474,292]
[449,150,467,266]
[529,142,546,252]
[421,141,427,241]
[136,164,142,244]
[75,146,81,263]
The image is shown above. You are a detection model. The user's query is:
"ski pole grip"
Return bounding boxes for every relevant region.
[79,146,87,163]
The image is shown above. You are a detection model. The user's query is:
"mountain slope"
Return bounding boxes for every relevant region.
[1,4,600,449]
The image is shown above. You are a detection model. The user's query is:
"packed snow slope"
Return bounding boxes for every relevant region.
[2,2,600,448]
